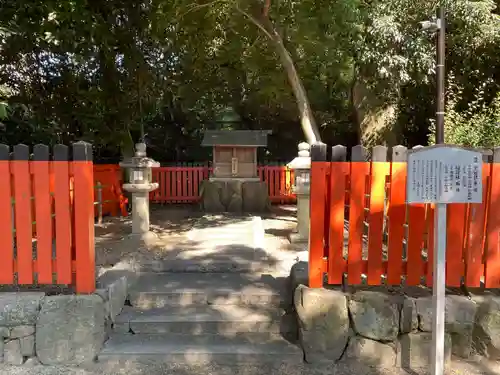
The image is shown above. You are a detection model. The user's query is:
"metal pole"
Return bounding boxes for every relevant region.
[432,5,446,375]
[432,202,446,375]
[436,5,446,144]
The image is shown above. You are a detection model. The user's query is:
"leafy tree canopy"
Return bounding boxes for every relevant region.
[0,0,499,160]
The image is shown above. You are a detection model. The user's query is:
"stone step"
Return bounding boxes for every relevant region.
[128,272,290,308]
[98,333,303,365]
[134,258,278,273]
[114,305,296,335]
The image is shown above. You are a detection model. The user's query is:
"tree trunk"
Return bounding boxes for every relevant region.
[352,79,398,147]
[259,17,322,144]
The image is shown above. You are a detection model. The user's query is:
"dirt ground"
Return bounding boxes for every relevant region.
[94,204,299,270]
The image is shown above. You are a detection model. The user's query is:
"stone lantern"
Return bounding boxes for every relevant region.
[287,142,311,243]
[119,143,159,239]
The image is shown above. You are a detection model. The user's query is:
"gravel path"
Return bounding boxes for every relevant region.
[1,359,499,375]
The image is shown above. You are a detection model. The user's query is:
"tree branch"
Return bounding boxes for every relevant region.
[263,0,271,17]
[178,0,226,18]
[234,6,274,40]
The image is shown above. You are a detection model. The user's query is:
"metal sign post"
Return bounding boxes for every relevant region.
[407,145,482,375]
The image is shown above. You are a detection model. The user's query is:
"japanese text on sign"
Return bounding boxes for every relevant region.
[407,146,482,204]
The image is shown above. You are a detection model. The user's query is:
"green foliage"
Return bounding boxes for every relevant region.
[0,0,499,157]
[429,79,500,147]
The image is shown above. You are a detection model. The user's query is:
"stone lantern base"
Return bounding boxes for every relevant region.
[125,230,160,248]
[287,142,311,245]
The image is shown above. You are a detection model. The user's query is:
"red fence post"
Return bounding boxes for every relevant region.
[328,145,348,284]
[485,147,500,288]
[387,146,407,285]
[33,144,53,284]
[309,143,328,288]
[0,144,14,284]
[73,142,95,294]
[464,161,490,287]
[406,146,427,286]
[53,145,72,284]
[367,146,389,285]
[12,144,33,284]
[347,145,369,285]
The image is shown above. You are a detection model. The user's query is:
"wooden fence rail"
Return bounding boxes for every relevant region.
[0,142,95,293]
[150,165,295,204]
[309,143,500,289]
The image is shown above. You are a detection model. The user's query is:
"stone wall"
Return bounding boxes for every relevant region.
[293,280,500,369]
[200,180,270,212]
[0,271,130,367]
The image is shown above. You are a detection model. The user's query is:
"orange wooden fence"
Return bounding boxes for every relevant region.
[93,164,127,218]
[0,143,95,293]
[309,144,500,289]
[150,165,295,204]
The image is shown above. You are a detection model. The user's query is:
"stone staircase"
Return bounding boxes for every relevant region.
[98,272,300,366]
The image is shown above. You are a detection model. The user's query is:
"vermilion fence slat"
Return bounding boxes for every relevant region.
[387,161,407,285]
[485,149,500,288]
[148,165,295,203]
[172,169,177,201]
[0,145,14,284]
[310,144,328,288]
[328,161,348,284]
[367,161,389,285]
[426,204,435,287]
[446,203,467,286]
[280,168,286,203]
[176,169,182,202]
[13,145,33,284]
[73,143,95,294]
[53,145,72,284]
[310,162,328,287]
[348,161,369,285]
[182,169,188,199]
[465,163,490,287]
[33,145,53,284]
[270,168,276,200]
[406,203,426,286]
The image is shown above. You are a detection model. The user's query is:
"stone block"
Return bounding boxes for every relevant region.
[473,296,500,359]
[0,293,44,327]
[4,339,24,365]
[94,288,111,319]
[0,327,9,337]
[19,334,35,357]
[200,180,225,212]
[36,295,106,365]
[9,325,35,338]
[400,297,418,334]
[24,357,41,366]
[341,336,397,367]
[417,295,476,357]
[96,276,128,323]
[242,181,270,212]
[226,194,243,212]
[290,262,308,296]
[397,333,451,369]
[294,285,349,363]
[348,291,400,342]
[223,181,243,212]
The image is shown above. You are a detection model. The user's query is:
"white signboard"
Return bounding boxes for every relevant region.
[407,145,483,204]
